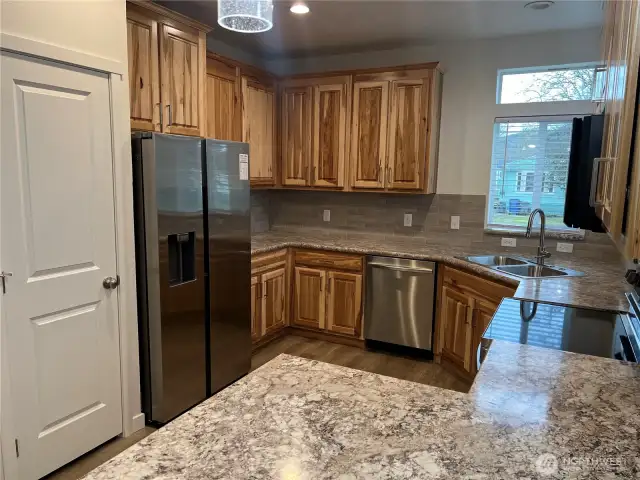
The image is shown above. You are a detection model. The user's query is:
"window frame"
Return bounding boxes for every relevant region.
[496,62,604,105]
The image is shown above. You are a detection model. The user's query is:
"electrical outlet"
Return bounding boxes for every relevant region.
[556,242,574,253]
[404,213,412,227]
[450,215,460,230]
[323,209,330,222]
[501,237,517,247]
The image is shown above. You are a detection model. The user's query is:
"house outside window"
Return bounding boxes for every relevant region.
[487,63,601,231]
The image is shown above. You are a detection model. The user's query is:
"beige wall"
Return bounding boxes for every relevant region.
[1,0,128,66]
[265,28,601,195]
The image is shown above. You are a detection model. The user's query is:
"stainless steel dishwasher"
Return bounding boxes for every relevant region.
[364,256,436,350]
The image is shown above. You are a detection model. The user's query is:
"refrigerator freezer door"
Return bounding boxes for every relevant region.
[205,140,251,394]
[134,133,207,424]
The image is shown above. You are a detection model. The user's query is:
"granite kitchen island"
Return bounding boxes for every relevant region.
[85,341,639,479]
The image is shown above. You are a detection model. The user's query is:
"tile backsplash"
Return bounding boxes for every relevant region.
[252,190,622,261]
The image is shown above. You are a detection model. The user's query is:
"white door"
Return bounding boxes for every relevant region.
[1,51,123,479]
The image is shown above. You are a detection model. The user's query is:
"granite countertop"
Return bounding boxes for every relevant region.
[85,344,639,479]
[251,230,633,312]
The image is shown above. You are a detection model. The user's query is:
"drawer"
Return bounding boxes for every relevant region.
[442,265,516,303]
[251,249,287,275]
[294,249,363,272]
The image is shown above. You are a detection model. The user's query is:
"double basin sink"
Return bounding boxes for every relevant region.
[460,255,584,278]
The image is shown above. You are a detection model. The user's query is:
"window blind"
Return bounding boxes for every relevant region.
[487,118,574,230]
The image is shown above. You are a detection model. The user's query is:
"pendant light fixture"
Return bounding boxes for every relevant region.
[218,0,274,33]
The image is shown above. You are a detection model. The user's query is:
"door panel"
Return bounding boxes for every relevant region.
[262,268,286,335]
[350,81,388,189]
[326,272,362,337]
[243,78,276,186]
[206,57,240,141]
[126,10,159,131]
[387,79,428,190]
[1,52,122,479]
[293,267,325,330]
[440,285,472,372]
[471,298,498,374]
[251,275,262,342]
[282,86,312,186]
[160,24,202,136]
[312,84,348,188]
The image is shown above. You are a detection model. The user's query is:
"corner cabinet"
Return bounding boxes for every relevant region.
[350,67,442,193]
[126,1,209,136]
[435,266,516,379]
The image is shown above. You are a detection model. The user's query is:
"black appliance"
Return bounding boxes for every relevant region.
[564,114,606,232]
[478,298,639,368]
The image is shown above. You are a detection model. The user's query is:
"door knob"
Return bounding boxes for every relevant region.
[103,276,120,290]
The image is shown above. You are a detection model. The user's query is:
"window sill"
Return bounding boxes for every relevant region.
[484,227,586,241]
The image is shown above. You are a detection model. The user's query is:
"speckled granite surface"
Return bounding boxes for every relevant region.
[251,230,632,312]
[85,344,639,479]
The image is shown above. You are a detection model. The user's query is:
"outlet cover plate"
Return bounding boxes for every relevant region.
[501,237,517,247]
[556,242,574,253]
[323,209,330,222]
[404,213,412,227]
[450,215,460,230]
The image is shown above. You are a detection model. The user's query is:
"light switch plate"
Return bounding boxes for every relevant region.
[450,215,460,230]
[323,209,330,222]
[501,237,517,247]
[404,213,412,227]
[556,242,574,253]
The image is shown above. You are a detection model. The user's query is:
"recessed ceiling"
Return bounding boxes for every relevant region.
[159,0,603,59]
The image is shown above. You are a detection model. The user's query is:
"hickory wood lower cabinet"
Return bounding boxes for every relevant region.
[435,265,516,379]
[292,250,364,340]
[251,250,289,345]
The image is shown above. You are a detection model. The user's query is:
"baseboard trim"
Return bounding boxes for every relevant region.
[125,413,146,437]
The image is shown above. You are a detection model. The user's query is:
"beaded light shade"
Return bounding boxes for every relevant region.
[218,0,273,33]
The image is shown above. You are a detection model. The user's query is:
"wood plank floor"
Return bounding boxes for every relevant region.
[251,335,471,393]
[46,335,468,479]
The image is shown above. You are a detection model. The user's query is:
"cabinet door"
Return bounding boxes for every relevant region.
[312,83,348,188]
[293,267,326,330]
[251,274,262,342]
[243,77,276,186]
[470,297,498,374]
[350,81,388,189]
[262,268,287,336]
[387,78,428,190]
[326,271,362,337]
[282,86,313,186]
[440,285,473,372]
[206,56,241,141]
[160,24,204,136]
[126,10,160,132]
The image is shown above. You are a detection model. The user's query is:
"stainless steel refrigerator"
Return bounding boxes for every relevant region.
[132,132,250,424]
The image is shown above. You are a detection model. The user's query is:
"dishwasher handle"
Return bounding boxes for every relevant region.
[369,262,433,274]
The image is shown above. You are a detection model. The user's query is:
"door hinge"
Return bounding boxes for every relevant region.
[15,439,19,458]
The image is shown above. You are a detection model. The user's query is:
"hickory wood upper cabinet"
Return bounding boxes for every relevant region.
[350,66,442,192]
[597,0,640,260]
[281,76,351,188]
[126,1,209,136]
[206,54,241,141]
[243,70,277,187]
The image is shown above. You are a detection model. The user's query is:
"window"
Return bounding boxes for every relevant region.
[498,65,605,104]
[487,119,573,230]
[515,171,534,193]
